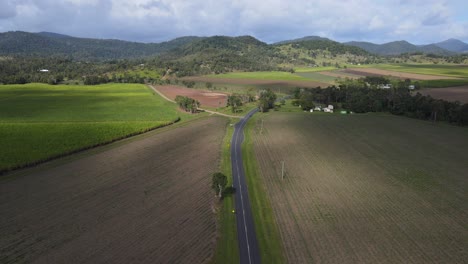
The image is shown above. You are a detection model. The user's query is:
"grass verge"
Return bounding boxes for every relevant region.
[212,118,239,264]
[242,114,285,263]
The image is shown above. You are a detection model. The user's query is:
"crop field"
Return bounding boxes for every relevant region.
[249,112,468,263]
[415,86,468,103]
[344,68,457,80]
[183,76,330,88]
[0,116,226,263]
[319,70,361,79]
[0,83,180,173]
[206,71,311,81]
[374,64,468,78]
[295,72,337,84]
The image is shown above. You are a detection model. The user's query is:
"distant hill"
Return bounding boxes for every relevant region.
[344,40,454,55]
[434,39,468,53]
[274,36,332,45]
[0,31,200,60]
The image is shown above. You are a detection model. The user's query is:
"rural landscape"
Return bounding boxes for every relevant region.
[1,1,468,263]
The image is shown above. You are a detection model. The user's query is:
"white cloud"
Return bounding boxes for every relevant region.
[0,0,466,44]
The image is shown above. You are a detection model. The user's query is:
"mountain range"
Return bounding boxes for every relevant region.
[0,31,467,61]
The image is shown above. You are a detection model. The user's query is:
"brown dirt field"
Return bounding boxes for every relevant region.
[251,113,468,263]
[182,76,330,88]
[319,70,360,79]
[415,86,468,103]
[0,117,227,264]
[344,68,457,80]
[156,85,227,107]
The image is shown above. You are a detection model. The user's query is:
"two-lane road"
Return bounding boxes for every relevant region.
[231,108,261,264]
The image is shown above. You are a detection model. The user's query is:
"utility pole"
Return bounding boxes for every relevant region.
[281,161,285,180]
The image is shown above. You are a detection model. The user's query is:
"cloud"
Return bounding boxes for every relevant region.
[0,0,466,44]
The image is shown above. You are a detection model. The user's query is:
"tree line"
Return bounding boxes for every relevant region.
[292,79,468,126]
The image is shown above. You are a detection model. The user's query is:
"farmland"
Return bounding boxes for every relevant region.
[248,112,468,263]
[373,64,468,78]
[0,83,180,173]
[416,86,468,103]
[153,85,228,107]
[0,116,226,263]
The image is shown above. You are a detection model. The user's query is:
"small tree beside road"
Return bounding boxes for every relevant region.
[211,172,227,198]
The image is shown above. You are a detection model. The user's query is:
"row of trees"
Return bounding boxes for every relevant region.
[292,82,468,126]
[174,95,200,113]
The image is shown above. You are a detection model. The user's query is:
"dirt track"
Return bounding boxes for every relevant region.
[416,86,468,103]
[0,117,226,264]
[344,68,457,80]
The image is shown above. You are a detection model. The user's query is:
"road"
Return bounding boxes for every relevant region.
[231,108,261,264]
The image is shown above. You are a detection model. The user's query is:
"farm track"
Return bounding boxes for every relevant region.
[251,113,468,263]
[0,117,227,264]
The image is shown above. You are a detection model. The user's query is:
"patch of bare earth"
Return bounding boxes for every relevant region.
[156,85,227,107]
[344,68,457,80]
[0,117,226,264]
[251,113,468,264]
[181,76,330,88]
[415,86,468,103]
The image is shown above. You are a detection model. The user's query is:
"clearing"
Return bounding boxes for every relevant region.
[154,85,228,108]
[249,112,468,263]
[0,116,227,264]
[0,83,180,173]
[182,76,330,88]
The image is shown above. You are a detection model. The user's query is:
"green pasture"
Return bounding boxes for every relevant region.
[295,72,337,84]
[294,66,336,72]
[373,64,468,78]
[0,83,180,173]
[206,71,310,81]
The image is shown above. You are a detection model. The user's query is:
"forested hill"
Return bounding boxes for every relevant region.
[275,39,369,56]
[0,31,201,60]
[344,40,454,56]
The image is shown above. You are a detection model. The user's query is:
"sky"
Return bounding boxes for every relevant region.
[0,0,467,44]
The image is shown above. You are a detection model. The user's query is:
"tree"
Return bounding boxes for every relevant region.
[258,89,277,112]
[211,172,227,198]
[227,94,243,113]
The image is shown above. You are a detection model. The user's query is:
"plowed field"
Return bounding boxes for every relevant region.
[0,117,226,264]
[416,86,468,103]
[156,85,227,107]
[250,113,468,263]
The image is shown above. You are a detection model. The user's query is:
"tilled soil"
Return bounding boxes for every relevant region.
[0,117,227,264]
[415,86,468,103]
[251,113,468,264]
[156,85,227,108]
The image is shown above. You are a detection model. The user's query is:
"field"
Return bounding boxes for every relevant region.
[182,76,330,88]
[0,83,180,173]
[416,86,468,103]
[0,116,227,263]
[154,85,228,107]
[344,68,457,80]
[249,112,468,263]
[373,64,468,78]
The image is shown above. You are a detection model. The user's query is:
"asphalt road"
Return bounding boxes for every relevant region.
[231,108,261,264]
